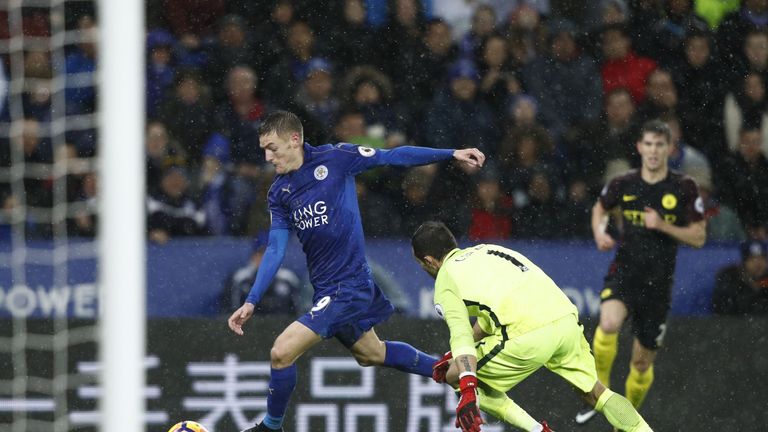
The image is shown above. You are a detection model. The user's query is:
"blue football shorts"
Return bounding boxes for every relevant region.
[298,281,395,348]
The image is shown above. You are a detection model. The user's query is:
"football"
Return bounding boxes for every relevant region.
[167,420,210,432]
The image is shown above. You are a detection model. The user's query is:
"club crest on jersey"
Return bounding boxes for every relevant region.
[314,165,328,180]
[694,196,704,214]
[434,304,445,319]
[662,193,677,210]
[358,146,376,157]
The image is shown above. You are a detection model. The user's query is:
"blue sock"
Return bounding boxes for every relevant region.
[383,341,439,377]
[263,364,297,429]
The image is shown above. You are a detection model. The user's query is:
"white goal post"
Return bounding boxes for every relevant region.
[98,0,146,431]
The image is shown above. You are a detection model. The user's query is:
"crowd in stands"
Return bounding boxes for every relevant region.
[2,0,768,245]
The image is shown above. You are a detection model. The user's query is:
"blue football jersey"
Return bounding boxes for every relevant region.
[267,143,396,292]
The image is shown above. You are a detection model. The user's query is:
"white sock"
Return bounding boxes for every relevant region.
[529,424,543,432]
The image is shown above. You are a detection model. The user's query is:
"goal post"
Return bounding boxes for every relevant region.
[97,0,146,431]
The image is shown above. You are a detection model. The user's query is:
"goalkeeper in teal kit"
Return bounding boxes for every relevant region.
[227,111,486,432]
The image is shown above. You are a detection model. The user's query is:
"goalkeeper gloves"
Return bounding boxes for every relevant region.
[455,373,483,432]
[432,351,452,383]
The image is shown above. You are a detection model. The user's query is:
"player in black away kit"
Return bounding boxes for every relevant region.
[576,120,706,425]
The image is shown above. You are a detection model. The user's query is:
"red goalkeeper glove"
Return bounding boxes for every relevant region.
[455,373,483,432]
[432,351,452,383]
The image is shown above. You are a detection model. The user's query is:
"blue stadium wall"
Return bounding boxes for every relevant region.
[0,238,742,318]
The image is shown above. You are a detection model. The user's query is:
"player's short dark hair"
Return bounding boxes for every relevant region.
[411,221,458,261]
[259,110,304,142]
[639,119,671,143]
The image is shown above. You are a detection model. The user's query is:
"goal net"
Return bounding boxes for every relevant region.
[0,1,144,431]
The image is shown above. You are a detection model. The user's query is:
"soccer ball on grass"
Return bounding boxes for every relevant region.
[167,420,210,432]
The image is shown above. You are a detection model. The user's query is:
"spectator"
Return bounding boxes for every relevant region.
[487,0,551,26]
[68,172,97,237]
[340,66,405,148]
[21,50,52,121]
[65,15,97,115]
[560,178,593,238]
[503,3,548,70]
[145,120,187,195]
[212,67,274,235]
[499,126,561,211]
[263,20,325,105]
[521,18,602,142]
[249,0,296,73]
[457,5,497,59]
[331,109,369,144]
[214,65,267,170]
[147,166,206,244]
[566,87,638,193]
[294,58,339,139]
[515,170,564,239]
[712,240,768,315]
[664,114,712,180]
[162,0,225,41]
[671,30,727,161]
[391,18,457,116]
[695,0,740,29]
[595,0,629,28]
[158,70,213,165]
[719,127,768,234]
[204,15,259,93]
[423,59,496,235]
[146,29,177,118]
[477,33,520,123]
[381,0,428,82]
[356,177,401,238]
[599,24,658,104]
[636,69,679,125]
[198,133,232,236]
[691,166,746,242]
[731,29,768,85]
[323,0,379,70]
[717,0,768,64]
[432,0,480,40]
[724,73,768,154]
[468,168,514,241]
[398,165,438,236]
[219,231,301,315]
[17,119,53,238]
[583,0,630,60]
[22,81,52,123]
[647,0,709,67]
[424,59,498,154]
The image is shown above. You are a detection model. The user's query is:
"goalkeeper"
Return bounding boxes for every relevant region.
[411,221,653,432]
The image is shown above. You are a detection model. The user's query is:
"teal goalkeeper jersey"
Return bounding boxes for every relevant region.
[434,244,579,358]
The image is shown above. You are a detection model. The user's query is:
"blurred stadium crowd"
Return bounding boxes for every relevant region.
[1,0,767,243]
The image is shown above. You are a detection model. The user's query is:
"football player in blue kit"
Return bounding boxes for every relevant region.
[228,111,485,432]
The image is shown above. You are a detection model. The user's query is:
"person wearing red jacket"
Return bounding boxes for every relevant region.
[600,24,657,103]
